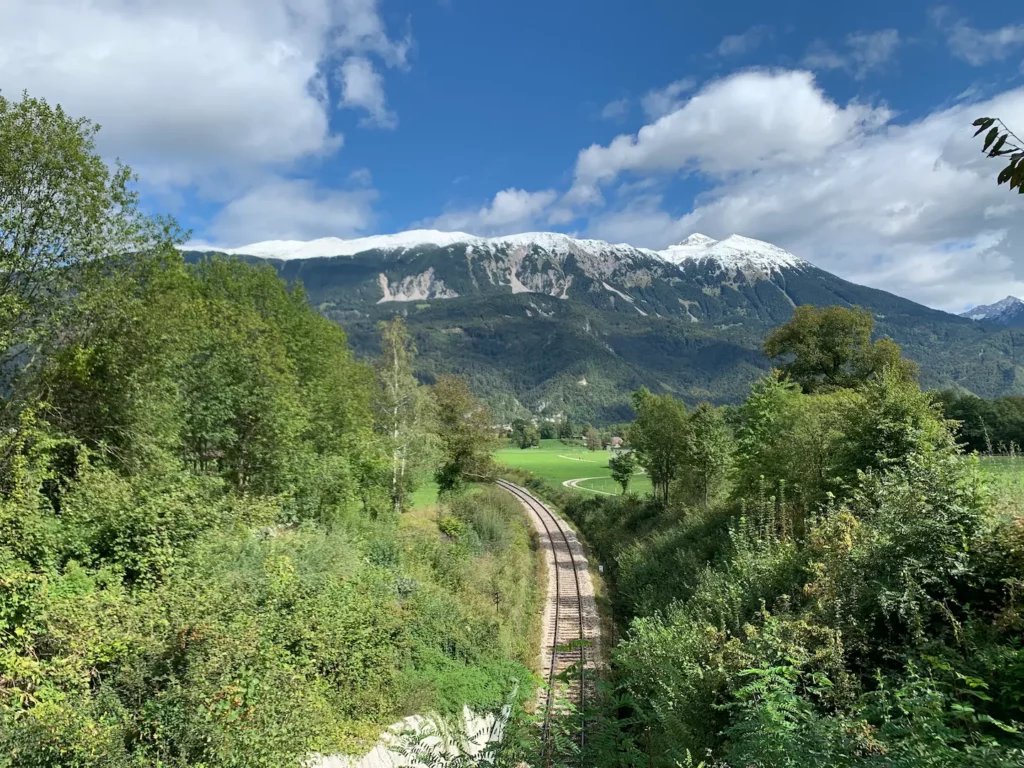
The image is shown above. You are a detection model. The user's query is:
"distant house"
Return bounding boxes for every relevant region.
[609,436,624,449]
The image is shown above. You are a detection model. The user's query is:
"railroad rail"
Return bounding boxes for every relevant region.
[494,479,588,755]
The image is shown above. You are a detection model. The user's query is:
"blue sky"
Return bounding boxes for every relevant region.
[2,0,1024,310]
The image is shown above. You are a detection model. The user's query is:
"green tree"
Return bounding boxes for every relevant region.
[373,317,435,513]
[0,92,175,391]
[433,375,497,494]
[558,417,575,439]
[608,451,636,494]
[510,418,539,449]
[680,402,733,510]
[764,305,917,393]
[628,388,689,504]
[585,426,602,451]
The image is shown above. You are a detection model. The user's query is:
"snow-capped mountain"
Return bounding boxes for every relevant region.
[214,229,807,277]
[960,296,1024,327]
[185,228,1024,423]
[194,229,812,312]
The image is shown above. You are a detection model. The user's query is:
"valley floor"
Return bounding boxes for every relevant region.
[495,439,653,497]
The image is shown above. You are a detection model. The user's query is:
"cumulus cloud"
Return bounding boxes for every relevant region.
[424,188,558,235]
[571,69,891,206]
[339,56,397,127]
[932,8,1024,66]
[587,86,1024,311]
[803,29,901,80]
[640,77,697,120]
[205,178,378,244]
[0,0,407,238]
[716,26,771,56]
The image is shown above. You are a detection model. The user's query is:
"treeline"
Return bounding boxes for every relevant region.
[0,93,534,766]
[556,306,1024,766]
[936,390,1024,454]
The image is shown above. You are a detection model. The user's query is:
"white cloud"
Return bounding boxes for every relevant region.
[586,85,1024,311]
[424,188,558,235]
[716,26,771,56]
[640,77,697,120]
[206,178,378,244]
[803,29,900,80]
[571,69,890,204]
[332,0,412,67]
[339,56,396,127]
[0,0,408,197]
[600,98,630,121]
[933,9,1024,66]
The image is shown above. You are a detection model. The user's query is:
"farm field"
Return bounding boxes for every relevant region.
[495,439,652,496]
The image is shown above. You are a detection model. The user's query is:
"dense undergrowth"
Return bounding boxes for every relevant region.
[0,258,541,767]
[0,92,541,767]
[539,370,1024,766]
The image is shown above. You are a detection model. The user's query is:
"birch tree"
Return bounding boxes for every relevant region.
[373,316,434,513]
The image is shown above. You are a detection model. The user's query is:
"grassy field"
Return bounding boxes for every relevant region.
[495,439,653,496]
[980,456,1024,517]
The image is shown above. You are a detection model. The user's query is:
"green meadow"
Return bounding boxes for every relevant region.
[495,439,652,496]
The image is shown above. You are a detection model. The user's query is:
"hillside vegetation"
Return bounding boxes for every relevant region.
[533,307,1024,766]
[0,92,541,767]
[188,236,1024,424]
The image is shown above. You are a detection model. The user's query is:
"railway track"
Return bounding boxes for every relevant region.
[494,479,596,755]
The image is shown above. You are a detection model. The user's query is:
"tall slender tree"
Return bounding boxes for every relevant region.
[373,317,434,513]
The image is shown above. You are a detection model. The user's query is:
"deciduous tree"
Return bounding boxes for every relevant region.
[608,450,636,494]
[373,317,435,513]
[0,92,176,388]
[628,388,689,504]
[764,305,916,393]
[433,375,497,494]
[680,402,733,510]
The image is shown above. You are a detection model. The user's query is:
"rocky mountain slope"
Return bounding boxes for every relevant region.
[960,296,1024,327]
[187,231,1024,423]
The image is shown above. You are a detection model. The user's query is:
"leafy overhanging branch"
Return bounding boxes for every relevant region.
[973,117,1024,193]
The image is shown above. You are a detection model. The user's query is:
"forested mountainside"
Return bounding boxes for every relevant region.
[188,232,1024,423]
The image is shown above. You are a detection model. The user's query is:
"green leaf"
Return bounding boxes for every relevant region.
[984,127,1000,152]
[990,134,1009,156]
[974,117,996,136]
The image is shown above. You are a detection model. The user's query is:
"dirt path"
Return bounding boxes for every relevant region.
[562,476,616,495]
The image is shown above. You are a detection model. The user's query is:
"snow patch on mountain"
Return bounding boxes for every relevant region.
[217,230,475,260]
[602,281,635,303]
[657,234,806,274]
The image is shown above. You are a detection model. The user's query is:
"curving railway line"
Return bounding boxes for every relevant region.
[494,479,599,755]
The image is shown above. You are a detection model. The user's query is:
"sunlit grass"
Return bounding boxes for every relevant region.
[980,455,1024,520]
[495,439,652,496]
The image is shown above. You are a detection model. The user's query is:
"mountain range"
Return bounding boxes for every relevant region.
[960,296,1024,328]
[186,230,1024,423]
